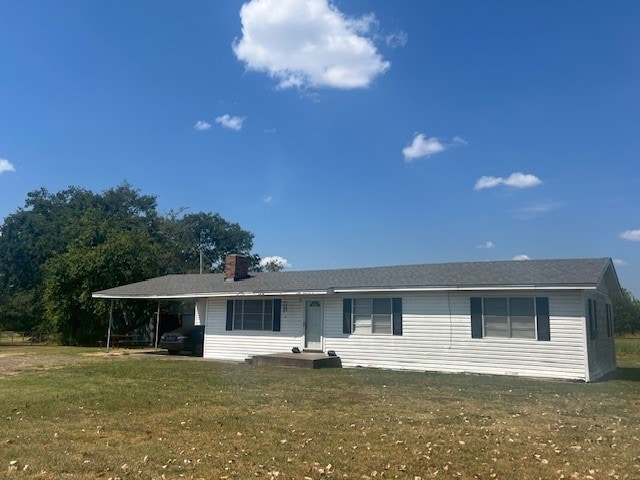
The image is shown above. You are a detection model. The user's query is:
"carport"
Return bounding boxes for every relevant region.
[92,279,202,352]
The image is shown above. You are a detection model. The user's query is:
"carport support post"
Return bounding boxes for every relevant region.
[106,300,114,353]
[154,302,161,350]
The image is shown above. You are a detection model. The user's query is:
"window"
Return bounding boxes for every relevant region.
[471,296,550,340]
[226,299,281,331]
[343,298,402,335]
[588,299,613,340]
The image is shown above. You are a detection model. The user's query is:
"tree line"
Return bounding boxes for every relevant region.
[613,288,640,336]
[1,183,639,343]
[0,183,259,344]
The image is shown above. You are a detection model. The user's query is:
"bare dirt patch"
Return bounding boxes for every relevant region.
[0,352,87,377]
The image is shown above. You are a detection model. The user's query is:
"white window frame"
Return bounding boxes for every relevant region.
[351,298,393,335]
[482,297,537,339]
[232,299,274,331]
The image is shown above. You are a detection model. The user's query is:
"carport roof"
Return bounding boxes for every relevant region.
[92,257,620,300]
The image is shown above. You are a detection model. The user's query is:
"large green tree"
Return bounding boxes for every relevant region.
[159,211,254,273]
[0,183,255,343]
[613,288,640,335]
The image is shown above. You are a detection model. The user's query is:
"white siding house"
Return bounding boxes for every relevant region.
[93,256,621,382]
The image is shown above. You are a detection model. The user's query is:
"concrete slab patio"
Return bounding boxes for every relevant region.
[246,351,342,369]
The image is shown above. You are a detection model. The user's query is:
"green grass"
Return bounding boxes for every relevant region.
[1,347,640,479]
[616,336,640,359]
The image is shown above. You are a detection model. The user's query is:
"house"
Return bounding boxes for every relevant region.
[93,255,621,382]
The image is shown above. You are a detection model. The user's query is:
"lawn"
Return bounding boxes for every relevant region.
[1,346,639,479]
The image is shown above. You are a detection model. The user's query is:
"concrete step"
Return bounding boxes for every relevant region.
[247,352,342,369]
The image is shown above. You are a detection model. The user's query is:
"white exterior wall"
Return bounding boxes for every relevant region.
[203,298,304,361]
[324,291,589,381]
[201,290,597,381]
[584,279,617,382]
[194,300,206,326]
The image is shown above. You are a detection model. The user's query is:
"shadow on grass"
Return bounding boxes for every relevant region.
[600,366,640,382]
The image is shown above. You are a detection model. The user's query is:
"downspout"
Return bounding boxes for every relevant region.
[581,290,591,382]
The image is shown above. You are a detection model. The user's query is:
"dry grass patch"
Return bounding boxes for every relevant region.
[0,347,639,479]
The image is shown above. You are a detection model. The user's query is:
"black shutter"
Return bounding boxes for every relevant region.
[342,299,352,334]
[470,297,483,339]
[536,297,550,341]
[226,300,234,331]
[392,297,403,336]
[273,299,281,332]
[588,299,597,340]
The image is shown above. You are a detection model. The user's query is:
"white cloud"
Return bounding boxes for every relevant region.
[263,195,273,204]
[511,254,531,261]
[0,158,16,174]
[474,172,542,190]
[477,241,495,249]
[619,229,640,241]
[403,134,445,161]
[385,31,408,48]
[194,120,212,131]
[613,258,627,267]
[233,0,390,89]
[452,135,468,146]
[514,201,562,220]
[259,255,292,271]
[215,114,245,131]
[402,134,466,162]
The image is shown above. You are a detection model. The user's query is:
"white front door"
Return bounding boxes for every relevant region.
[305,300,323,350]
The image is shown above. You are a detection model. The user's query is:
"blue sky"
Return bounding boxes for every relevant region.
[1,0,639,294]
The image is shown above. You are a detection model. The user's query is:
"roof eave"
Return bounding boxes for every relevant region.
[92,284,597,300]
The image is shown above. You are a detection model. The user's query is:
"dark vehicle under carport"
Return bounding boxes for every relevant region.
[159,325,204,356]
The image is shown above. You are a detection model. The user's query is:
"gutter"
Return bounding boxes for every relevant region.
[92,284,596,301]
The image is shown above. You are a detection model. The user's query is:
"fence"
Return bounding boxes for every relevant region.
[0,331,56,347]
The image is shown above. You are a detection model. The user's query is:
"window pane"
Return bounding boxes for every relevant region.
[234,300,243,315]
[263,312,272,330]
[484,315,508,337]
[484,298,508,316]
[243,313,263,330]
[511,316,536,339]
[372,314,392,334]
[372,298,391,314]
[244,300,263,314]
[233,314,243,330]
[353,298,371,315]
[353,315,371,333]
[509,298,534,316]
[264,300,273,314]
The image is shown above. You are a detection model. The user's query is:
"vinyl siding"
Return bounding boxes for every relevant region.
[201,290,600,381]
[203,298,303,361]
[194,300,206,326]
[324,291,588,381]
[584,279,617,381]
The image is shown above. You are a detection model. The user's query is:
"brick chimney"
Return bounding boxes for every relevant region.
[225,254,250,282]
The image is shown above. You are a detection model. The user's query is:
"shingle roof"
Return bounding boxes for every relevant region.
[92,258,619,299]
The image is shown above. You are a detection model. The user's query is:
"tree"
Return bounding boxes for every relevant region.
[158,212,254,273]
[43,226,162,344]
[0,186,99,331]
[613,288,640,335]
[0,183,257,343]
